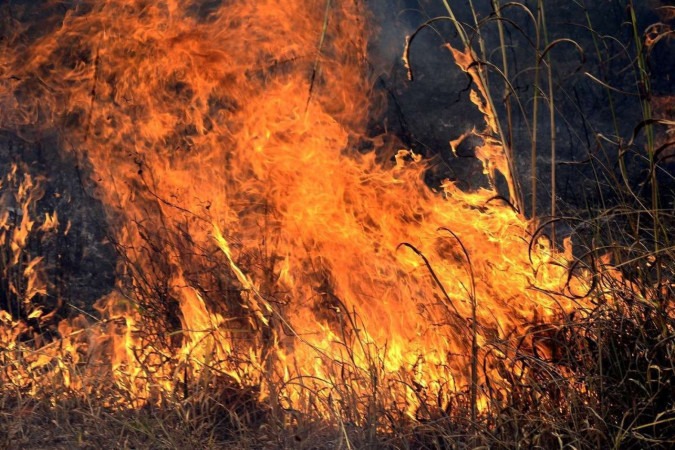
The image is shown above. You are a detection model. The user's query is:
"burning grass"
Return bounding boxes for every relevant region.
[1,271,672,448]
[0,0,674,448]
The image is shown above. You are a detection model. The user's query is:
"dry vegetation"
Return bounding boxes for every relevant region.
[1,1,674,449]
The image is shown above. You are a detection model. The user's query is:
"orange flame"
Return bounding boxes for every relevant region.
[0,0,592,418]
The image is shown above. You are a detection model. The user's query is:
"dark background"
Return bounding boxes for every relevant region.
[368,0,675,218]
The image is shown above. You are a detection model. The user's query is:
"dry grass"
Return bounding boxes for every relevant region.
[1,1,674,449]
[1,258,672,449]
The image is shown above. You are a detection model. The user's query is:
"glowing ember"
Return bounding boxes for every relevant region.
[0,0,590,418]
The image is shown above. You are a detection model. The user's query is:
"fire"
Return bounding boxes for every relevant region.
[0,0,590,419]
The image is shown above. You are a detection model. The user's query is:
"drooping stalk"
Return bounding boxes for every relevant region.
[538,1,557,242]
[441,1,524,213]
[628,1,662,283]
[531,2,543,218]
[492,0,515,191]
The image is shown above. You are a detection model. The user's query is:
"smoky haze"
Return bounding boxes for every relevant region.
[367,0,675,217]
